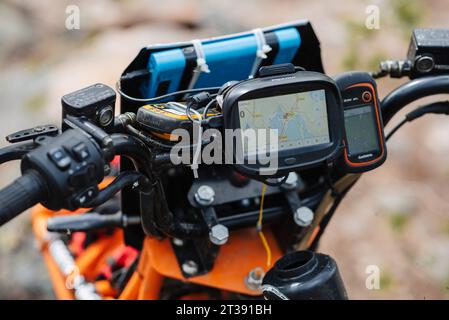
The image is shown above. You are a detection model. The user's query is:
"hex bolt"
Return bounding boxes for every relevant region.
[209,224,229,245]
[182,260,199,276]
[294,206,314,227]
[172,238,184,247]
[245,267,265,291]
[194,185,215,206]
[240,198,251,207]
[282,172,298,190]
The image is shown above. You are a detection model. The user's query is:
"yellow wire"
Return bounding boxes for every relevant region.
[258,231,271,267]
[257,183,272,267]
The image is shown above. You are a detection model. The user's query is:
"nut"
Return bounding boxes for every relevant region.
[245,267,265,291]
[194,185,215,206]
[294,206,314,227]
[209,224,229,245]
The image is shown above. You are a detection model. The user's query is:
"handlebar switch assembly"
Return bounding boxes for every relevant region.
[21,128,105,211]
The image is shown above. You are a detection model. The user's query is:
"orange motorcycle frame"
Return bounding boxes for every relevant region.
[31,205,284,299]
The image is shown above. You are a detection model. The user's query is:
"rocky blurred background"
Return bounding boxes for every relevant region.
[1,0,449,299]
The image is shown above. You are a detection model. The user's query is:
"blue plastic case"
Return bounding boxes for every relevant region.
[121,20,324,102]
[144,28,301,98]
[136,22,321,99]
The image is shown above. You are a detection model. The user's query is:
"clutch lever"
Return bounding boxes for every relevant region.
[47,211,141,233]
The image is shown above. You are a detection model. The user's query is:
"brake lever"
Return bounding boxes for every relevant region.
[0,141,36,164]
[47,211,141,233]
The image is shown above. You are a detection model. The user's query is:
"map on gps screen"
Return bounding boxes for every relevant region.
[238,89,330,155]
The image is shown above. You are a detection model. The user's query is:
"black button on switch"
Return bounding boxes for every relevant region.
[284,157,297,165]
[72,143,90,161]
[48,148,71,170]
[73,187,97,207]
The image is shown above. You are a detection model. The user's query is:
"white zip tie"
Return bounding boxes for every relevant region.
[187,39,211,91]
[173,101,203,178]
[192,39,210,73]
[189,108,203,179]
[216,94,224,109]
[249,28,272,78]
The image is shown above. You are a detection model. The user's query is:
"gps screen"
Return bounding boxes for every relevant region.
[238,89,330,156]
[344,104,380,156]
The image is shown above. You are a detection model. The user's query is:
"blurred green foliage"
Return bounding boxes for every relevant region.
[25,92,47,112]
[391,0,424,31]
[342,0,425,70]
[380,269,394,290]
[342,19,376,70]
[441,220,449,236]
[388,212,410,233]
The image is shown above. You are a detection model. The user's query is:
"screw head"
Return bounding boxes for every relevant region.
[195,185,215,206]
[209,224,229,245]
[182,260,198,276]
[294,206,314,227]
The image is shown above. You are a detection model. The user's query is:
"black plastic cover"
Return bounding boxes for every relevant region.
[62,83,116,131]
[262,250,348,300]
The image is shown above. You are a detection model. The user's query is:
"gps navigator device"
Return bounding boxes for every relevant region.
[220,64,345,177]
[334,72,387,173]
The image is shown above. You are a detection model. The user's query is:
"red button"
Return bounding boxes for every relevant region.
[362,91,372,102]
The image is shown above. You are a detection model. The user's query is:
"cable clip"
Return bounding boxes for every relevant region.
[250,29,272,78]
[192,39,210,73]
[187,40,211,91]
[254,28,272,59]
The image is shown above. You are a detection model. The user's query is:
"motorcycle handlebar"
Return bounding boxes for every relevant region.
[0,170,46,226]
[381,75,449,126]
[0,75,447,227]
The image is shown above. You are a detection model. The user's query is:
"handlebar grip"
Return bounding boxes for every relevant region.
[0,170,46,226]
